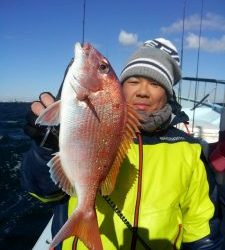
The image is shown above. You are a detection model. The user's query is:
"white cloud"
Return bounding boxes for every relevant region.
[161,12,225,33]
[185,33,225,52]
[118,30,139,46]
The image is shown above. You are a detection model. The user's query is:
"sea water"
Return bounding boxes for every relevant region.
[0,102,53,250]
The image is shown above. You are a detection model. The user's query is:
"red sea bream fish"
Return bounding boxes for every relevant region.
[36,42,140,250]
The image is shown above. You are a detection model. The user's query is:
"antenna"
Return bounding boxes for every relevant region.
[192,0,204,133]
[82,0,86,45]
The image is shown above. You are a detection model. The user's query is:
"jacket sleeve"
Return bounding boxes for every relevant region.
[180,151,224,249]
[21,141,68,203]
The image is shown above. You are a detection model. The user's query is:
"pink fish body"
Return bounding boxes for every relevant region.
[36,42,139,250]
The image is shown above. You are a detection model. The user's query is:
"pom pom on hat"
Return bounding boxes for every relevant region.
[120,38,181,97]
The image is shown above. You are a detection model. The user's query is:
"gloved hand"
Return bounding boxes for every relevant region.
[23,92,59,151]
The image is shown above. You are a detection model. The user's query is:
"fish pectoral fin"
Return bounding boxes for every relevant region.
[47,153,75,196]
[35,100,61,126]
[50,208,103,250]
[100,103,141,195]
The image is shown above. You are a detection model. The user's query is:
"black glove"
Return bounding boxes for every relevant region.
[23,92,59,151]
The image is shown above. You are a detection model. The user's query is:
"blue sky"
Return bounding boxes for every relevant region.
[1,0,225,101]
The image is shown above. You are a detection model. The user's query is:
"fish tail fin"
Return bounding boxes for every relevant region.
[49,208,103,250]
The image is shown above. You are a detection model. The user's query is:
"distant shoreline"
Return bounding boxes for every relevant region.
[0,101,32,103]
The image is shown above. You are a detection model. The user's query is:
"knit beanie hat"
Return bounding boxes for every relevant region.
[120,38,181,97]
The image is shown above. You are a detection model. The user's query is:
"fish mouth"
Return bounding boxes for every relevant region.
[74,42,83,59]
[71,42,98,100]
[75,42,92,58]
[73,42,104,93]
[72,42,91,93]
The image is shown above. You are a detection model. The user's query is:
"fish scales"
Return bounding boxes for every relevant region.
[35,42,139,250]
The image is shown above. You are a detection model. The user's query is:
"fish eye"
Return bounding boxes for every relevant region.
[99,62,109,74]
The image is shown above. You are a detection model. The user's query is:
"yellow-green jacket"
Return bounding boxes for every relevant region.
[62,128,215,250]
[21,127,222,250]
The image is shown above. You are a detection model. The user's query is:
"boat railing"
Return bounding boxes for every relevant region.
[174,77,225,143]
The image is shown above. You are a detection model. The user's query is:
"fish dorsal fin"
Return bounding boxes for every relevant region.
[35,100,61,126]
[47,152,76,196]
[100,104,140,195]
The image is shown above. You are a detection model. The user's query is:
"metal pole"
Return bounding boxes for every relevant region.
[192,0,204,133]
[178,0,187,104]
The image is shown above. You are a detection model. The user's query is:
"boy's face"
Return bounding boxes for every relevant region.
[122,76,167,114]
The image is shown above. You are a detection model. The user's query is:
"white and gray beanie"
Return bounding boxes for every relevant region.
[120,38,181,97]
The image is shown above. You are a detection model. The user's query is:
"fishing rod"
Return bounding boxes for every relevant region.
[82,0,86,45]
